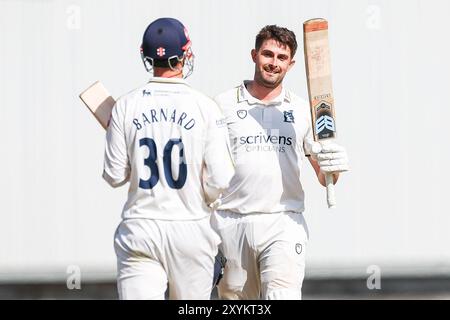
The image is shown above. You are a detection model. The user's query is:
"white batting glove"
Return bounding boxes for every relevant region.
[305,140,349,173]
[209,197,222,210]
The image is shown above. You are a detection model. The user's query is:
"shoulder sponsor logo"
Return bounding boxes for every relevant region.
[237,110,247,119]
[153,90,188,97]
[216,118,227,128]
[142,89,152,97]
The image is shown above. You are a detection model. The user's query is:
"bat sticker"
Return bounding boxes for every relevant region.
[315,115,335,138]
[314,100,335,139]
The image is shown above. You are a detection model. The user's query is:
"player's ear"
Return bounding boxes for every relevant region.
[251,49,257,63]
[288,59,296,71]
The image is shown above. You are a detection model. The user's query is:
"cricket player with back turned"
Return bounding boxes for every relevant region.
[103,17,234,299]
[212,25,349,300]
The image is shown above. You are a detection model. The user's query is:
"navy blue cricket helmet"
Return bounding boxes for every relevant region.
[140,17,194,77]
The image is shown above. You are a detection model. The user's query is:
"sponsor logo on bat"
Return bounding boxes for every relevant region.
[315,115,335,138]
[316,101,332,112]
[314,93,331,100]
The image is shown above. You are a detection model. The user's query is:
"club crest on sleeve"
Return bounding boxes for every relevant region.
[237,110,247,119]
[283,110,295,123]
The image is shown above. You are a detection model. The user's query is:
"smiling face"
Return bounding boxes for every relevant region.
[252,38,295,89]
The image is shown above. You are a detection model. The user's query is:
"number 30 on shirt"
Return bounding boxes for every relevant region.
[138,137,187,190]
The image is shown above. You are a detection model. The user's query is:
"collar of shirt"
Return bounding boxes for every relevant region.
[148,77,191,86]
[237,80,291,106]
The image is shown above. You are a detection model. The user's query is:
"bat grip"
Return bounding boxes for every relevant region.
[325,173,336,209]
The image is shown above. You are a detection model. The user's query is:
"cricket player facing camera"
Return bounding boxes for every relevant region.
[103,17,234,300]
[211,25,349,300]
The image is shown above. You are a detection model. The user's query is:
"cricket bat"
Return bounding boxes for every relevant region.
[79,81,115,130]
[303,18,338,208]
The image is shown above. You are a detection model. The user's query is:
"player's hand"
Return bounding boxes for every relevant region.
[306,141,349,173]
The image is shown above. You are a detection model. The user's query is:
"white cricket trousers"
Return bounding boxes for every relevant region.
[114,217,221,300]
[211,211,309,300]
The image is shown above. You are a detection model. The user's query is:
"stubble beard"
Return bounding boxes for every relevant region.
[255,68,284,89]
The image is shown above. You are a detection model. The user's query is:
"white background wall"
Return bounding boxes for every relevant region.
[1,0,449,282]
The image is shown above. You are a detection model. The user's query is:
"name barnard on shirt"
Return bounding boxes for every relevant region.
[132,107,196,131]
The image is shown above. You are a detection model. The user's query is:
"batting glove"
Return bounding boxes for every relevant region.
[305,140,349,173]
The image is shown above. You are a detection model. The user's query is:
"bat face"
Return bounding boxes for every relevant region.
[79,81,115,130]
[303,18,339,208]
[303,18,337,142]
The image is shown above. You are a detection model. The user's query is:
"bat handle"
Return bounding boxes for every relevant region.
[325,173,336,209]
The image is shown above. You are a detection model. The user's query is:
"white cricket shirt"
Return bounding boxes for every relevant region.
[214,81,312,214]
[103,77,234,220]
